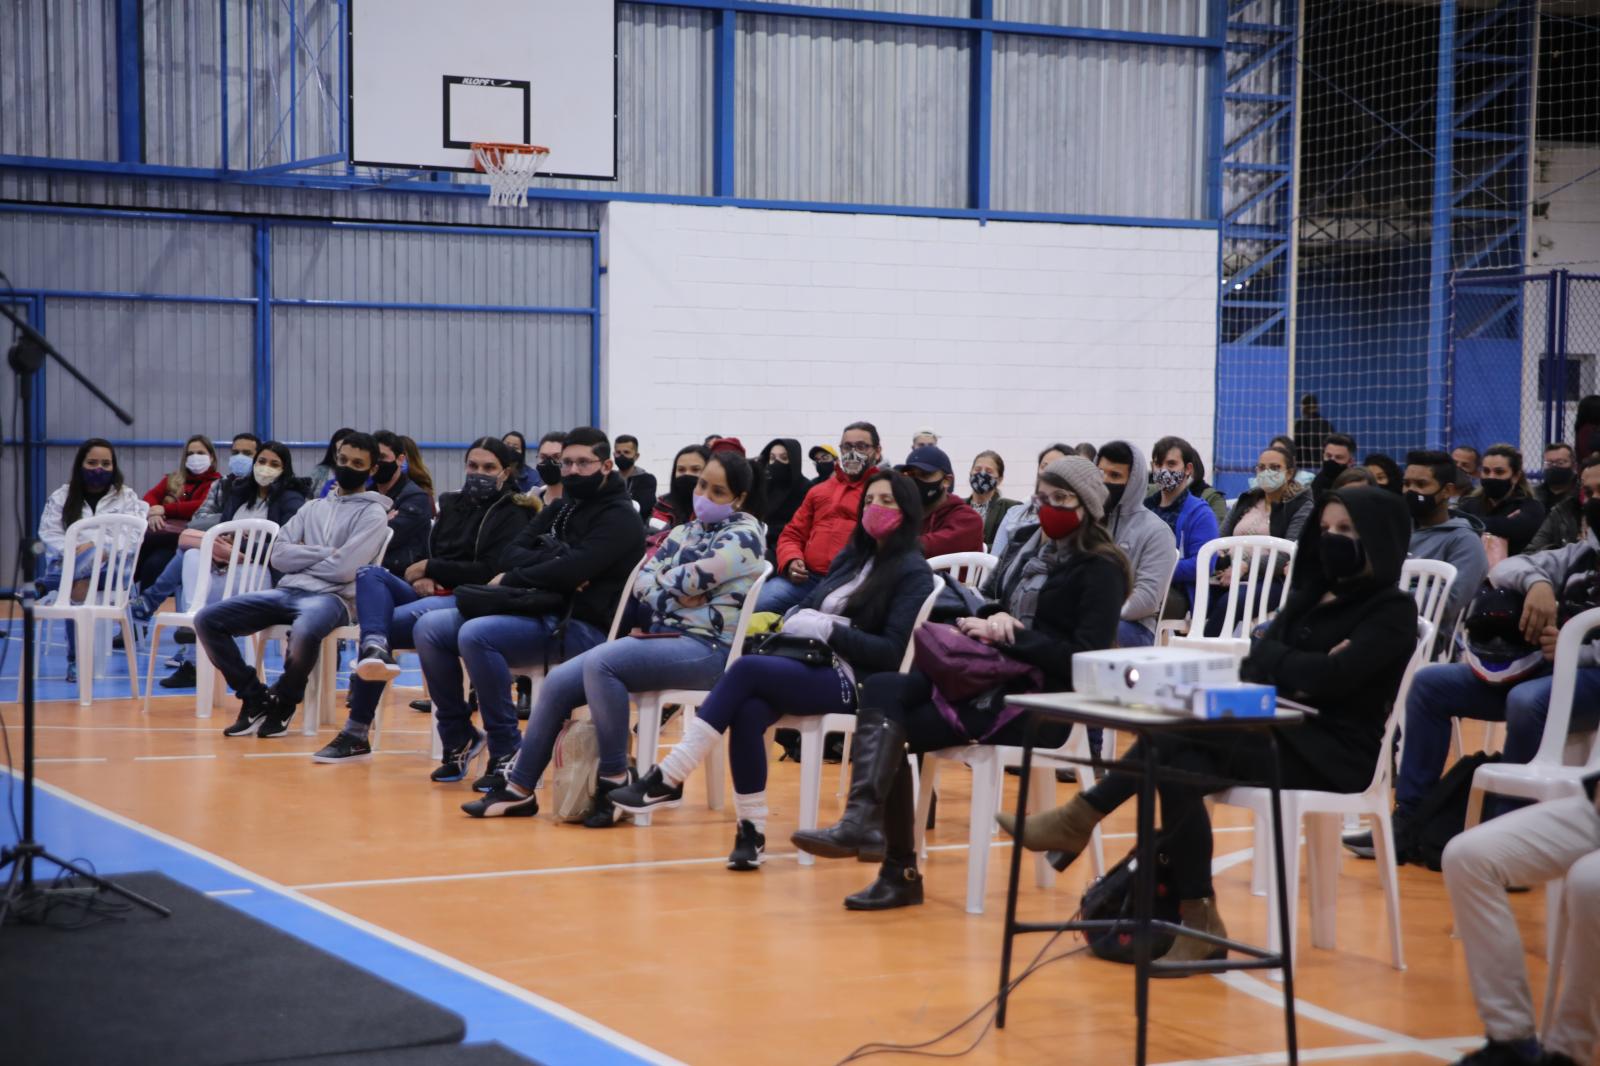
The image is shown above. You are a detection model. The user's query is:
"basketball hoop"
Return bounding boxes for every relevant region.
[471,141,549,208]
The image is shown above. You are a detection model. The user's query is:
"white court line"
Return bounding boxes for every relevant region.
[35,757,109,764]
[205,888,254,897]
[132,754,217,762]
[1154,1036,1482,1066]
[243,751,328,759]
[1210,971,1463,1063]
[19,773,688,1066]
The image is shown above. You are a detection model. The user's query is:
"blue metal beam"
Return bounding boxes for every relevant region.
[713,9,736,197]
[970,0,993,215]
[114,0,143,163]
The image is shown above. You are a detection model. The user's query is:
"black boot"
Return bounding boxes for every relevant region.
[791,714,907,861]
[844,862,924,911]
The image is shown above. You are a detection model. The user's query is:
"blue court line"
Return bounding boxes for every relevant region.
[0,772,683,1066]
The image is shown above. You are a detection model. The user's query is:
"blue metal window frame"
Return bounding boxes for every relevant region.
[0,0,1224,230]
[0,203,600,531]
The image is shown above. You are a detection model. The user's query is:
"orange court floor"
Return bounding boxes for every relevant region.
[0,684,1564,1066]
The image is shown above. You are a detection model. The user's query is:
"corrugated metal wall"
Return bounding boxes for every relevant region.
[991,36,1209,218]
[996,0,1211,36]
[737,14,971,207]
[0,0,118,160]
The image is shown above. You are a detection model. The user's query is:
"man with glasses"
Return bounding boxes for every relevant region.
[758,420,882,613]
[412,426,646,791]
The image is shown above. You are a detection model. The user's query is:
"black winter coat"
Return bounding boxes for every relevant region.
[499,473,646,630]
[806,542,935,680]
[1241,487,1418,793]
[980,550,1127,692]
[1458,492,1546,556]
[422,489,538,589]
[758,437,812,560]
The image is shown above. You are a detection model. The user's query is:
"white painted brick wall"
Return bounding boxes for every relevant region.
[603,201,1218,489]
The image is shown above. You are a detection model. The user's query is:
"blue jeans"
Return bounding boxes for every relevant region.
[1396,662,1600,815]
[194,587,349,707]
[508,633,730,791]
[694,656,857,794]
[414,608,605,760]
[346,566,457,727]
[754,572,823,615]
[1118,619,1156,648]
[139,550,187,614]
[40,548,117,662]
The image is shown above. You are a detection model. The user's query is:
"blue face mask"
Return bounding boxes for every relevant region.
[228,453,253,479]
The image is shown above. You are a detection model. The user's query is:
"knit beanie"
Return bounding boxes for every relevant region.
[1041,456,1109,520]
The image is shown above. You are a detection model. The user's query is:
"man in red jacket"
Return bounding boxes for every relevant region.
[757,421,882,614]
[896,445,984,558]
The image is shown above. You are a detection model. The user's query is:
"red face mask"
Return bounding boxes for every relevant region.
[1038,503,1082,540]
[862,504,903,542]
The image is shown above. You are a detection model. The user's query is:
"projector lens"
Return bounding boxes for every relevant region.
[1123,667,1140,688]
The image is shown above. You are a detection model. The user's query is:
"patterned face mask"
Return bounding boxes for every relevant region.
[970,471,998,495]
[1153,467,1188,494]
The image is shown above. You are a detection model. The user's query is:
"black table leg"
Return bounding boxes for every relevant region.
[1131,729,1160,1066]
[996,712,1038,1028]
[1267,731,1300,1064]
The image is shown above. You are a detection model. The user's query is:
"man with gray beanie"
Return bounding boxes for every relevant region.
[1096,440,1177,648]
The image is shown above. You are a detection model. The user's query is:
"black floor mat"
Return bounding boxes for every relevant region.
[0,872,467,1066]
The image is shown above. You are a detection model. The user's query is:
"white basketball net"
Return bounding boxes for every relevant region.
[472,144,549,209]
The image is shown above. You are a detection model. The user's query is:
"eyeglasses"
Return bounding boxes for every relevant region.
[558,457,602,472]
[1033,491,1079,509]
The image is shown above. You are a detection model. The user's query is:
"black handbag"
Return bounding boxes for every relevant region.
[454,583,568,621]
[741,632,836,668]
[1079,847,1181,964]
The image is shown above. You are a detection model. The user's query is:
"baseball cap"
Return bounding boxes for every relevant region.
[897,445,953,477]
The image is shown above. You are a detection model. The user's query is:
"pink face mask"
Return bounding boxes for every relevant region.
[862,504,903,541]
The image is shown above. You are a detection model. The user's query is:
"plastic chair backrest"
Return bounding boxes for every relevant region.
[1398,558,1458,633]
[1369,618,1435,796]
[55,514,146,609]
[721,563,774,670]
[898,583,944,673]
[1532,606,1600,768]
[611,554,651,641]
[927,551,1000,592]
[191,519,281,608]
[373,528,394,567]
[1189,535,1297,639]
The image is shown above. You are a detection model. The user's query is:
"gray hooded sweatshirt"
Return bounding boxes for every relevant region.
[1104,446,1177,633]
[1408,515,1489,639]
[270,489,392,610]
[1490,529,1600,668]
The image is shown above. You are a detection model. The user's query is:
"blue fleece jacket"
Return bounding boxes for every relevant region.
[1146,489,1220,606]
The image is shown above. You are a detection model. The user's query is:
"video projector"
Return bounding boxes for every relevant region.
[1071,647,1241,713]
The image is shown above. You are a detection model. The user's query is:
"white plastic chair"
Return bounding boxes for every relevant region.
[142,519,279,717]
[1462,605,1600,1028]
[927,550,999,592]
[771,582,942,867]
[913,721,1106,915]
[1214,618,1435,973]
[630,562,773,826]
[253,528,393,736]
[1399,558,1457,650]
[1172,535,1297,660]
[34,514,146,707]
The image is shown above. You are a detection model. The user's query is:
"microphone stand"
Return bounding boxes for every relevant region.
[0,299,170,924]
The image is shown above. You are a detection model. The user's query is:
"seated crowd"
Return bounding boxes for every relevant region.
[37,404,1600,1066]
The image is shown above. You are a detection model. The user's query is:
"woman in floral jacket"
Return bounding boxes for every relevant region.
[463,450,768,831]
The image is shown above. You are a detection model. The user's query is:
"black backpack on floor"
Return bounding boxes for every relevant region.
[1079,847,1182,964]
[1395,751,1502,871]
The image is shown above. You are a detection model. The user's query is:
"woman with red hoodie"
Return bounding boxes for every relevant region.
[137,434,221,587]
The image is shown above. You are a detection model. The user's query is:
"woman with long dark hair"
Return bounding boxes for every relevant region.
[793,456,1130,909]
[649,444,712,531]
[37,438,149,680]
[609,470,935,870]
[464,451,769,840]
[309,427,357,499]
[1459,443,1546,556]
[501,430,536,494]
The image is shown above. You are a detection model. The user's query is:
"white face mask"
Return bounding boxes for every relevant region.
[185,453,212,475]
[1256,468,1287,493]
[253,464,283,487]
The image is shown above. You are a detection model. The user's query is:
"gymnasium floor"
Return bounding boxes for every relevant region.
[1,626,1554,1066]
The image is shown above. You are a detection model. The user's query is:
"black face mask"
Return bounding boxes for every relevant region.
[460,472,499,502]
[1544,466,1575,491]
[333,464,370,493]
[562,472,605,500]
[1585,497,1600,533]
[815,461,835,481]
[1319,532,1366,583]
[615,455,636,473]
[373,459,400,484]
[1480,476,1513,501]
[916,479,945,508]
[535,460,562,486]
[1405,490,1441,524]
[1103,483,1127,510]
[1320,458,1347,481]
[671,474,699,504]
[767,460,792,486]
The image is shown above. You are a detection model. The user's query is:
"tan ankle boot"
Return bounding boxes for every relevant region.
[995,794,1103,857]
[1161,897,1228,967]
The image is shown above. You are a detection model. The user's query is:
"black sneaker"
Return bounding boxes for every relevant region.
[1454,1039,1542,1066]
[312,732,373,764]
[1342,830,1376,860]
[461,782,539,818]
[583,769,639,829]
[174,628,195,645]
[354,642,400,682]
[256,695,296,738]
[514,675,533,720]
[409,698,433,713]
[728,820,766,871]
[471,751,517,793]
[608,766,683,815]
[159,662,197,689]
[64,662,78,684]
[222,690,277,737]
[431,728,487,783]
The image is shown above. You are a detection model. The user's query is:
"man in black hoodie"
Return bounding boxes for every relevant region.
[413,427,646,790]
[756,437,811,559]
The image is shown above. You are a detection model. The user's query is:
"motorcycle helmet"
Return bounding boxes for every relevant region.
[1461,587,1546,685]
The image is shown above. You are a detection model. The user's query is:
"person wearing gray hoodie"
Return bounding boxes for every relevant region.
[196,431,392,740]
[1403,450,1490,646]
[1095,440,1177,646]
